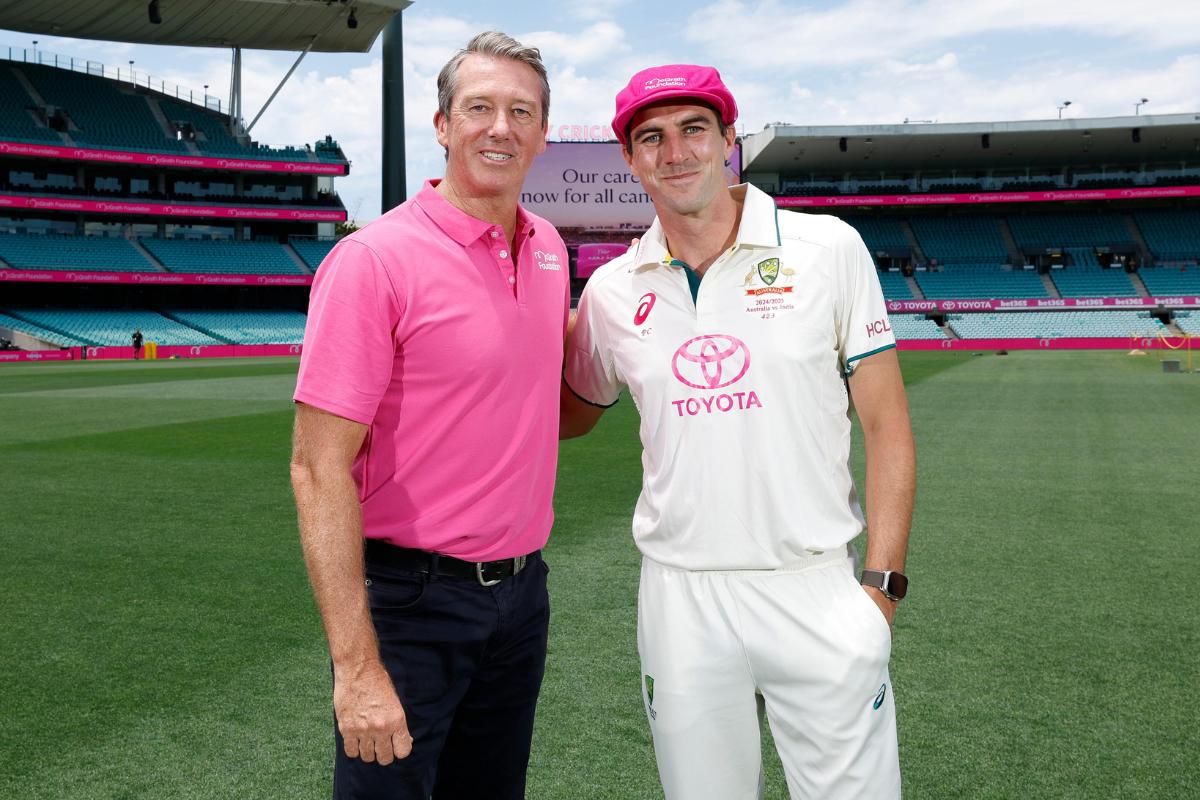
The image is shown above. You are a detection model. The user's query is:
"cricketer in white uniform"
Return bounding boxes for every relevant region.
[561,64,916,800]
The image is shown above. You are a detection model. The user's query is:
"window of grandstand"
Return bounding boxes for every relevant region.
[163,223,235,239]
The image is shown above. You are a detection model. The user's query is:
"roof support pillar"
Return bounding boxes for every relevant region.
[381,13,405,212]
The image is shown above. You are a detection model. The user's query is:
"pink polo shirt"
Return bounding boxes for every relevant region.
[294,180,570,560]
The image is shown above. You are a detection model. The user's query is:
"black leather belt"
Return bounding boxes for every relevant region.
[365,538,536,587]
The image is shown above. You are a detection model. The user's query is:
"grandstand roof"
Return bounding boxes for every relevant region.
[0,0,411,53]
[743,113,1200,174]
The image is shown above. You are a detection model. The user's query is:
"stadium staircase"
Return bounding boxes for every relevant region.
[905,274,925,299]
[900,220,926,263]
[1129,271,1151,297]
[1039,273,1062,298]
[1124,213,1153,265]
[282,243,315,275]
[997,219,1024,265]
[129,238,170,272]
[145,97,201,156]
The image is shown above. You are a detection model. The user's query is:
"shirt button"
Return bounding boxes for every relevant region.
[508,276,516,285]
[490,230,499,238]
[499,249,508,259]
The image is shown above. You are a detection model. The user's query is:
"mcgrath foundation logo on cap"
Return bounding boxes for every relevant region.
[671,334,750,389]
[644,76,686,90]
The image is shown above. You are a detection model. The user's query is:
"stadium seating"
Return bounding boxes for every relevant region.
[1134,210,1200,261]
[289,238,338,270]
[1137,265,1200,296]
[1173,311,1200,336]
[0,310,87,346]
[1050,250,1137,297]
[0,65,62,143]
[876,270,913,299]
[909,216,1009,265]
[140,238,303,274]
[0,233,156,272]
[888,314,945,339]
[840,217,908,253]
[915,264,1047,299]
[948,311,1163,339]
[5,309,222,346]
[166,309,306,344]
[1006,211,1132,250]
[158,97,244,155]
[20,64,188,153]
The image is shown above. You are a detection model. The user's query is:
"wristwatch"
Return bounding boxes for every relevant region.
[861,569,908,601]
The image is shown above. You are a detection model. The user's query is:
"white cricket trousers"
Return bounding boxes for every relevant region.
[637,545,901,799]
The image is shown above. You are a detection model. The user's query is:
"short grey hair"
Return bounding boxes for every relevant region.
[437,31,550,126]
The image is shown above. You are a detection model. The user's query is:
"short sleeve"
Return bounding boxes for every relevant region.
[293,240,404,425]
[563,281,622,407]
[833,222,896,375]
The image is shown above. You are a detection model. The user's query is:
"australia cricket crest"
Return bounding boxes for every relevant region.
[757,257,780,285]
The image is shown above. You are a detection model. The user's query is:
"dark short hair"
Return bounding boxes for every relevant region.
[437,31,550,126]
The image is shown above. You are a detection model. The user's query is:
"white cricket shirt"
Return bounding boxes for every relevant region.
[564,184,896,570]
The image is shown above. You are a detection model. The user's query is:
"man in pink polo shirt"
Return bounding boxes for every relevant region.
[290,31,569,800]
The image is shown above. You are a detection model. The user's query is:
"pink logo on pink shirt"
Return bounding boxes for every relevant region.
[671,334,750,389]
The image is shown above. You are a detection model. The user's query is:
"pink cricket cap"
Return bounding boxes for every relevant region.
[612,64,738,145]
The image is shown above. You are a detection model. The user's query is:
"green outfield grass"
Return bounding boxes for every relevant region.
[1,352,1197,799]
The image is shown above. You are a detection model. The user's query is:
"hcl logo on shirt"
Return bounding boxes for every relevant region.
[866,317,892,337]
[669,334,762,417]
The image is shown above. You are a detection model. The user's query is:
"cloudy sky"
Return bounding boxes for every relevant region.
[4,0,1198,221]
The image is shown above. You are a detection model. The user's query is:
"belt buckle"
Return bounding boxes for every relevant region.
[476,561,503,587]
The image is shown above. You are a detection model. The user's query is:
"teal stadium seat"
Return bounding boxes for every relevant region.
[0,233,157,272]
[888,314,944,340]
[840,217,909,254]
[948,311,1163,339]
[909,216,1009,265]
[1137,265,1200,296]
[0,310,88,346]
[289,238,338,270]
[0,65,62,143]
[1007,211,1132,250]
[140,238,303,275]
[1050,248,1137,297]
[1134,210,1200,262]
[166,309,307,344]
[1173,311,1200,336]
[20,64,187,153]
[916,264,1047,299]
[876,270,913,300]
[6,308,221,346]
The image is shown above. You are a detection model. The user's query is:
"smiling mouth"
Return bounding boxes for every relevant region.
[481,151,513,162]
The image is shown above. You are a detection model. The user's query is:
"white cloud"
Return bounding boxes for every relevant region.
[683,0,1200,69]
[522,22,629,67]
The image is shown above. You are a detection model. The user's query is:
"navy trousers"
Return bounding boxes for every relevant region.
[333,552,550,800]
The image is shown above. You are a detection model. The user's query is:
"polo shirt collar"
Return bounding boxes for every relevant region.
[414,179,536,246]
[630,183,780,272]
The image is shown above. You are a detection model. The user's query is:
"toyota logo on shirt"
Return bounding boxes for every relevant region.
[671,334,750,389]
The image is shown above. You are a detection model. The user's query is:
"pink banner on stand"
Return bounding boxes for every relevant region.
[0,141,348,175]
[777,185,1200,209]
[0,194,345,221]
[0,269,313,286]
[576,243,629,279]
[897,336,1194,351]
[886,296,1200,312]
[81,344,303,360]
[0,349,76,362]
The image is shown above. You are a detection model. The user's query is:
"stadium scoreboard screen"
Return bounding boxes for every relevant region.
[520,142,742,230]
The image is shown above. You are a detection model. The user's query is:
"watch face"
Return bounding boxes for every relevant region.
[886,571,909,599]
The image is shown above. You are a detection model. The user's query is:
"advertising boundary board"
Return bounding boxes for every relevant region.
[776,185,1200,208]
[0,194,346,221]
[0,269,313,286]
[0,140,348,175]
[7,339,1197,364]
